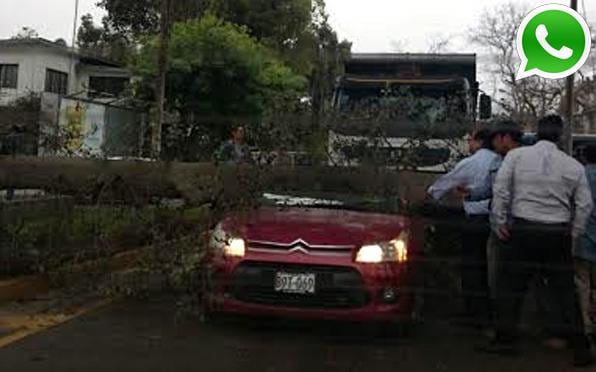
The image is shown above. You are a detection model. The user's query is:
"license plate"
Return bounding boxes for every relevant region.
[274,272,316,294]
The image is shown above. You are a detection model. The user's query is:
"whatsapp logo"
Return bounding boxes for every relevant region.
[517,4,592,80]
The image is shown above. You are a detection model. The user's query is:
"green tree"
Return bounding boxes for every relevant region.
[134,15,307,160]
[77,14,103,50]
[100,0,350,155]
[97,0,346,77]
[309,0,351,118]
[97,0,160,37]
[208,0,311,51]
[76,13,132,64]
[98,0,310,46]
[97,0,210,38]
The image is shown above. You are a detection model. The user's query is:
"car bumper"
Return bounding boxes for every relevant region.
[204,255,417,322]
[207,296,413,322]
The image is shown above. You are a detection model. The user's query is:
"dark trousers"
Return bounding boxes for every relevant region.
[462,215,491,322]
[495,219,589,350]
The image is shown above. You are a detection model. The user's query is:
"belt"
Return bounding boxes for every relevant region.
[467,214,489,219]
[512,218,570,233]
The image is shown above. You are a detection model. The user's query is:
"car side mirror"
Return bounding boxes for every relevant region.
[479,94,492,120]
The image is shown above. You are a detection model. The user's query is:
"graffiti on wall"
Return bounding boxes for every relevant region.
[59,99,105,156]
[37,94,146,158]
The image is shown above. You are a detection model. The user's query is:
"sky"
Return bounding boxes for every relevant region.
[0,0,103,43]
[324,0,596,53]
[0,0,593,51]
[0,0,594,93]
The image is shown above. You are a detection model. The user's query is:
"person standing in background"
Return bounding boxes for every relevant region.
[486,115,593,367]
[215,126,253,163]
[576,144,596,340]
[428,128,499,327]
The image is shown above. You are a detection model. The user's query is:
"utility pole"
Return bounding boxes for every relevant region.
[563,0,578,154]
[153,0,171,160]
[69,0,80,95]
[70,0,79,51]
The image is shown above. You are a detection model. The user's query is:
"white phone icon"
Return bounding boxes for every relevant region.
[536,24,573,60]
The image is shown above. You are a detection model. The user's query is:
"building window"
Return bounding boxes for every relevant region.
[89,76,128,98]
[45,69,68,95]
[0,64,18,89]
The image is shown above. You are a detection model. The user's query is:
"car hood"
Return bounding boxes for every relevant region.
[221,207,409,247]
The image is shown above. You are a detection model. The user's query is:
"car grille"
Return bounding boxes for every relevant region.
[247,240,353,256]
[231,262,370,309]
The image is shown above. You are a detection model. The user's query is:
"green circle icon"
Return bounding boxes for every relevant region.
[517,4,592,80]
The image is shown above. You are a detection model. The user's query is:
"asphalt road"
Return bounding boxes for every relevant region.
[0,297,588,372]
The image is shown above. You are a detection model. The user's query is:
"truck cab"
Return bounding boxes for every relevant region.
[329,53,490,172]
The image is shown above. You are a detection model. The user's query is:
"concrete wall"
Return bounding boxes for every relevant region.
[0,47,76,104]
[0,46,74,104]
[0,46,130,105]
[0,48,38,104]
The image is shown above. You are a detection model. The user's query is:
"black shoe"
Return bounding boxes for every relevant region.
[451,315,490,330]
[451,317,480,329]
[476,339,520,357]
[574,349,594,368]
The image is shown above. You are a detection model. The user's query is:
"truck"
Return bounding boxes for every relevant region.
[328,53,492,172]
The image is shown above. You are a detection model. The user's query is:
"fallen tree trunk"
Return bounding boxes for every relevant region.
[0,156,176,196]
[0,156,442,207]
[0,156,212,204]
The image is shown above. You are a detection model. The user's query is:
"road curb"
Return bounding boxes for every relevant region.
[0,248,148,303]
[0,276,50,303]
[0,298,114,349]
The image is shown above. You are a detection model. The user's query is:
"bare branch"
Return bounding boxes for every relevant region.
[469,1,563,129]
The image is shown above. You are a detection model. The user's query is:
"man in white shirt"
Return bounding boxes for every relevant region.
[485,115,593,367]
[428,128,500,326]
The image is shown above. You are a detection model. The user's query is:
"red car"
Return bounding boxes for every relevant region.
[202,193,423,325]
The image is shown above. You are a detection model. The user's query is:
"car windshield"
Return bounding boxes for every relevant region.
[335,81,468,116]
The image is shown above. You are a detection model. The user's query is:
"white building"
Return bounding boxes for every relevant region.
[0,38,130,105]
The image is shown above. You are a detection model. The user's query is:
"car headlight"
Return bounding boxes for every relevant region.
[356,244,384,263]
[356,232,408,264]
[226,238,246,257]
[211,224,246,258]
